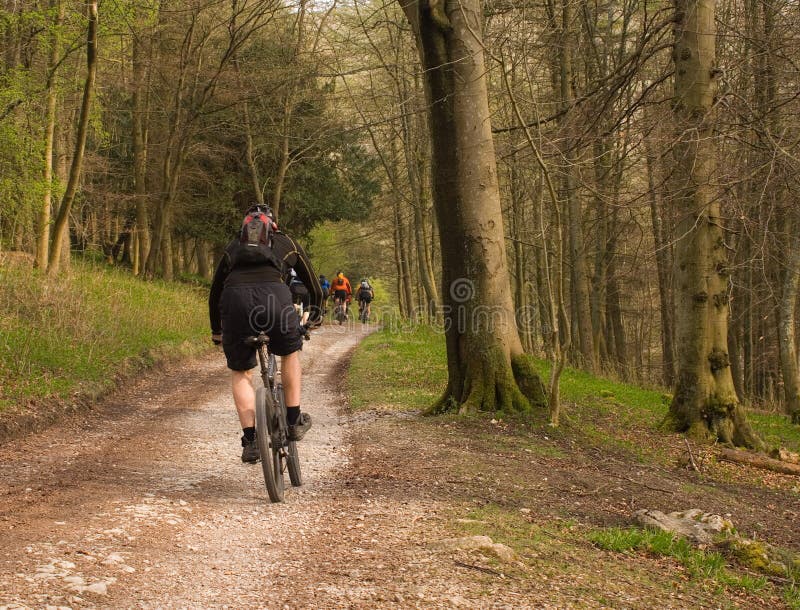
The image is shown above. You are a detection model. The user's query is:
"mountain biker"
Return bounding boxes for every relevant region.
[331,271,352,318]
[357,278,374,321]
[318,274,331,314]
[209,204,323,463]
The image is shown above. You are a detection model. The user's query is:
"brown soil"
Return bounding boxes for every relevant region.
[0,326,798,609]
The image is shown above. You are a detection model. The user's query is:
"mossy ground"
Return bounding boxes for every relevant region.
[348,326,800,607]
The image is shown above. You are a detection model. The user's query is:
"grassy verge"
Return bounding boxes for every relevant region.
[0,258,208,416]
[349,326,800,455]
[347,325,800,606]
[348,324,446,411]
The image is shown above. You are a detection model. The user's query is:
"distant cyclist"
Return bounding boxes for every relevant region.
[357,278,374,322]
[319,274,331,314]
[331,271,352,318]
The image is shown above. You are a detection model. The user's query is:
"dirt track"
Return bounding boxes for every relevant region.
[2,325,798,609]
[0,326,527,609]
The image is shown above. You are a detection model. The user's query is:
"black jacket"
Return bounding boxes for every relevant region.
[208,232,323,333]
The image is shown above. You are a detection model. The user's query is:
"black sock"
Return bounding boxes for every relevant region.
[286,406,300,426]
[242,426,256,442]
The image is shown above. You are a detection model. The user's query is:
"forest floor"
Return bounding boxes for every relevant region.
[1,324,799,609]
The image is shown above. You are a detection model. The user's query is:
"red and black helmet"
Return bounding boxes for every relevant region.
[240,204,277,244]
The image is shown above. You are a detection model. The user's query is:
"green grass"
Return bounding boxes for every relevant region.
[0,258,208,410]
[348,325,800,454]
[749,411,800,454]
[348,324,446,411]
[786,584,800,610]
[588,526,769,592]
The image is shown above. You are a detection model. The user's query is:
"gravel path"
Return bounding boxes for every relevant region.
[0,326,521,609]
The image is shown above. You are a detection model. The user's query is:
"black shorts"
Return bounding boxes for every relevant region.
[295,291,311,310]
[291,286,311,309]
[220,282,302,370]
[333,289,348,302]
[358,291,372,304]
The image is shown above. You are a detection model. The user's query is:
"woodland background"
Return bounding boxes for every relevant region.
[1,0,799,415]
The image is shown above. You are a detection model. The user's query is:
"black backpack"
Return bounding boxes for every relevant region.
[225,210,281,270]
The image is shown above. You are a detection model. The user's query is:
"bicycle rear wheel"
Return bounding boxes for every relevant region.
[255,386,284,502]
[276,384,303,487]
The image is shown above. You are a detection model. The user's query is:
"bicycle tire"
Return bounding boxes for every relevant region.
[277,384,303,487]
[255,386,284,502]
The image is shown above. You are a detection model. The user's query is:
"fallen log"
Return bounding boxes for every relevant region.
[718,448,800,476]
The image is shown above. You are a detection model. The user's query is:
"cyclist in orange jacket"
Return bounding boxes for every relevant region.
[331,271,352,317]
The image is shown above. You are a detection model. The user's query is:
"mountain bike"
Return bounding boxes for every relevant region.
[333,297,347,325]
[244,331,304,502]
[358,299,369,323]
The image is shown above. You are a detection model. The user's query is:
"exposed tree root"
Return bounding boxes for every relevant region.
[668,375,764,451]
[425,349,547,415]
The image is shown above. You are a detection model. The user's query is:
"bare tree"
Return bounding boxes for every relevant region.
[401,0,547,413]
[667,0,761,447]
[48,1,98,275]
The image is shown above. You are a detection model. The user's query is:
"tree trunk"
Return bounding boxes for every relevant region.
[132,26,150,275]
[667,0,761,448]
[778,232,800,423]
[48,1,98,275]
[402,0,546,414]
[646,143,676,386]
[400,71,439,317]
[558,0,595,373]
[196,239,210,279]
[36,0,64,269]
[162,229,174,281]
[392,185,413,318]
[606,224,627,374]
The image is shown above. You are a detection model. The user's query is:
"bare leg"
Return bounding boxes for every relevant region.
[281,351,301,406]
[232,370,255,428]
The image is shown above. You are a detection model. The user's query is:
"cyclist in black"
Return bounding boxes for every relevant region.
[288,268,311,326]
[209,204,323,463]
[357,278,374,321]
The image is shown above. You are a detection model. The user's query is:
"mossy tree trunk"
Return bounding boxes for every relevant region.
[401,0,546,414]
[668,0,761,448]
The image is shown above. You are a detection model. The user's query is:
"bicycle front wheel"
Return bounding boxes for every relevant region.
[277,384,303,487]
[255,386,284,502]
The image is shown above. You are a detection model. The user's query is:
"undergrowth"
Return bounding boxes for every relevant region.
[0,258,208,411]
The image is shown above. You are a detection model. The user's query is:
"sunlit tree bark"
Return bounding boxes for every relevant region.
[402,0,546,413]
[667,0,761,447]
